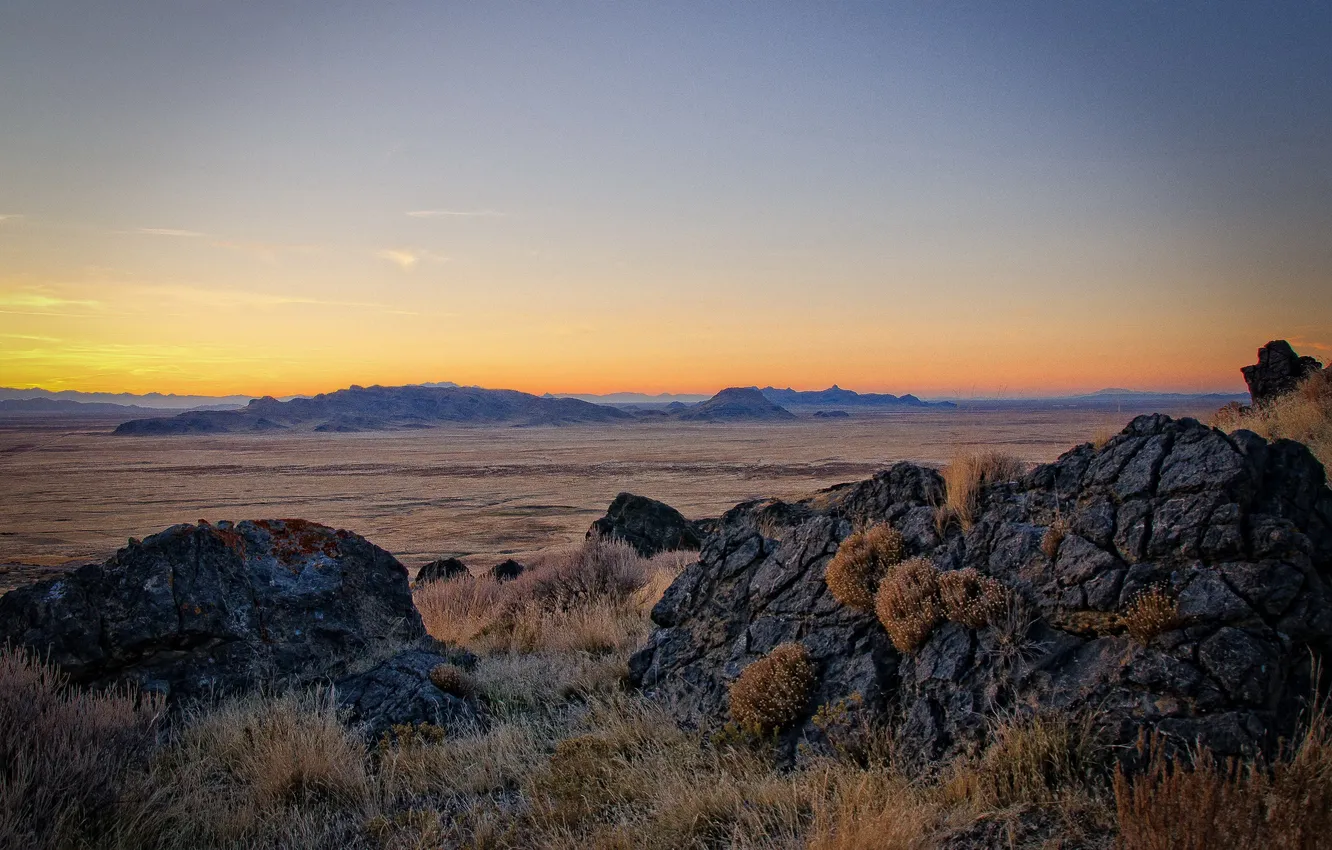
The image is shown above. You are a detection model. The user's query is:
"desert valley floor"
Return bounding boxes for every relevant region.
[0,404,1220,590]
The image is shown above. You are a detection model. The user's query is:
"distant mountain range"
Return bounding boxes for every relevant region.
[759,385,955,409]
[0,387,252,410]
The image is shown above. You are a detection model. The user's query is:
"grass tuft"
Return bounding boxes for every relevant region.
[1122,585,1179,645]
[874,557,945,653]
[937,451,1026,532]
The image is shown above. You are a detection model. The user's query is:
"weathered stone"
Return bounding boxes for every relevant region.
[0,519,423,701]
[416,557,468,584]
[334,643,480,740]
[489,559,525,582]
[1241,340,1323,407]
[587,492,708,556]
[630,416,1332,763]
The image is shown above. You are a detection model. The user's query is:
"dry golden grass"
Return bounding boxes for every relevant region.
[728,643,817,736]
[0,647,163,850]
[874,557,945,653]
[1114,693,1332,850]
[806,771,940,850]
[825,524,907,611]
[937,567,1008,630]
[428,662,477,699]
[1122,586,1179,645]
[1213,368,1332,470]
[948,712,1102,810]
[1041,514,1069,559]
[937,450,1027,532]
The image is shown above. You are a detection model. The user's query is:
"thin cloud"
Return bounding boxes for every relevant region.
[406,209,505,218]
[135,228,206,237]
[0,214,24,224]
[376,248,450,270]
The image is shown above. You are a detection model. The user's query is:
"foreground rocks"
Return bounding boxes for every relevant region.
[0,519,425,701]
[1242,340,1324,407]
[587,492,708,556]
[630,415,1332,762]
[416,556,469,584]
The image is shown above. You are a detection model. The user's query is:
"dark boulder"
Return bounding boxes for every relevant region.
[416,557,469,584]
[489,559,525,582]
[587,492,707,557]
[1242,340,1323,407]
[0,519,423,701]
[334,642,480,740]
[630,416,1332,764]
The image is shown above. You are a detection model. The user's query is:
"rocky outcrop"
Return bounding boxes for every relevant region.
[677,387,796,422]
[1242,340,1323,407]
[0,519,424,701]
[416,557,469,584]
[587,493,707,556]
[334,642,480,740]
[489,559,525,582]
[630,415,1332,763]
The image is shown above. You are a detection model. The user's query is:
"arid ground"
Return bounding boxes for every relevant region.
[0,404,1220,589]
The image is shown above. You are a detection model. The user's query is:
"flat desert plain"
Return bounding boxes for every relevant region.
[0,404,1220,590]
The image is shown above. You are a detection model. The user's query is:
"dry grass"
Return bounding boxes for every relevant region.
[937,567,1008,630]
[1041,514,1069,559]
[825,524,908,611]
[1114,693,1332,850]
[875,557,945,653]
[0,647,163,850]
[1213,368,1332,470]
[949,712,1102,810]
[937,451,1027,532]
[1122,586,1179,645]
[728,643,817,736]
[428,663,477,699]
[806,771,940,850]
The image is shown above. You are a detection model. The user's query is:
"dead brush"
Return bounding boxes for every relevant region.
[1114,690,1332,850]
[728,643,817,736]
[937,567,1008,629]
[1212,367,1331,470]
[428,663,478,699]
[937,451,1027,533]
[948,711,1102,810]
[1122,585,1179,645]
[874,557,945,653]
[1042,514,1070,559]
[825,524,908,611]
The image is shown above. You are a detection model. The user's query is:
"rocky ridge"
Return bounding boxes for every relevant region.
[630,414,1332,762]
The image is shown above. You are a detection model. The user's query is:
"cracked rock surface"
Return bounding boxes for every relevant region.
[629,415,1332,761]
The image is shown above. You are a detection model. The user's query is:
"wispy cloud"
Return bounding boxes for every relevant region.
[0,214,24,224]
[406,209,505,218]
[134,227,206,237]
[375,248,450,271]
[0,291,101,311]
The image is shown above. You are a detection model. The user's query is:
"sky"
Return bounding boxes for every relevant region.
[1,2,1329,398]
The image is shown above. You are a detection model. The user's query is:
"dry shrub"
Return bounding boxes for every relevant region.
[1041,514,1069,559]
[937,567,1007,629]
[134,688,370,846]
[825,524,907,611]
[951,712,1101,810]
[875,557,944,653]
[806,771,939,850]
[1114,697,1332,850]
[938,451,1027,532]
[1122,586,1179,645]
[0,646,163,850]
[728,643,817,736]
[1213,368,1332,470]
[428,663,477,699]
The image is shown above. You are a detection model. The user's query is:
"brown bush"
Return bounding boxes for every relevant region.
[728,643,817,736]
[1114,696,1332,850]
[937,567,1007,629]
[875,557,944,653]
[825,524,907,611]
[0,647,163,850]
[938,451,1027,531]
[428,663,477,699]
[1122,586,1179,645]
[1041,514,1069,559]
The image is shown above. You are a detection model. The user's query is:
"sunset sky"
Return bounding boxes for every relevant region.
[1,2,1329,398]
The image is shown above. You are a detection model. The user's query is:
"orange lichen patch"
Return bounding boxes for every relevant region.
[209,526,248,556]
[254,519,341,566]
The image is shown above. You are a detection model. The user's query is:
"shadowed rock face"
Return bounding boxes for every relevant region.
[587,492,707,557]
[416,557,469,585]
[0,519,424,701]
[630,415,1332,762]
[1242,340,1324,407]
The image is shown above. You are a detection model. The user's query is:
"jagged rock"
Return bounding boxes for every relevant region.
[630,415,1332,763]
[489,559,525,582]
[587,492,707,556]
[0,519,423,701]
[334,642,480,740]
[1242,340,1323,407]
[416,557,469,584]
